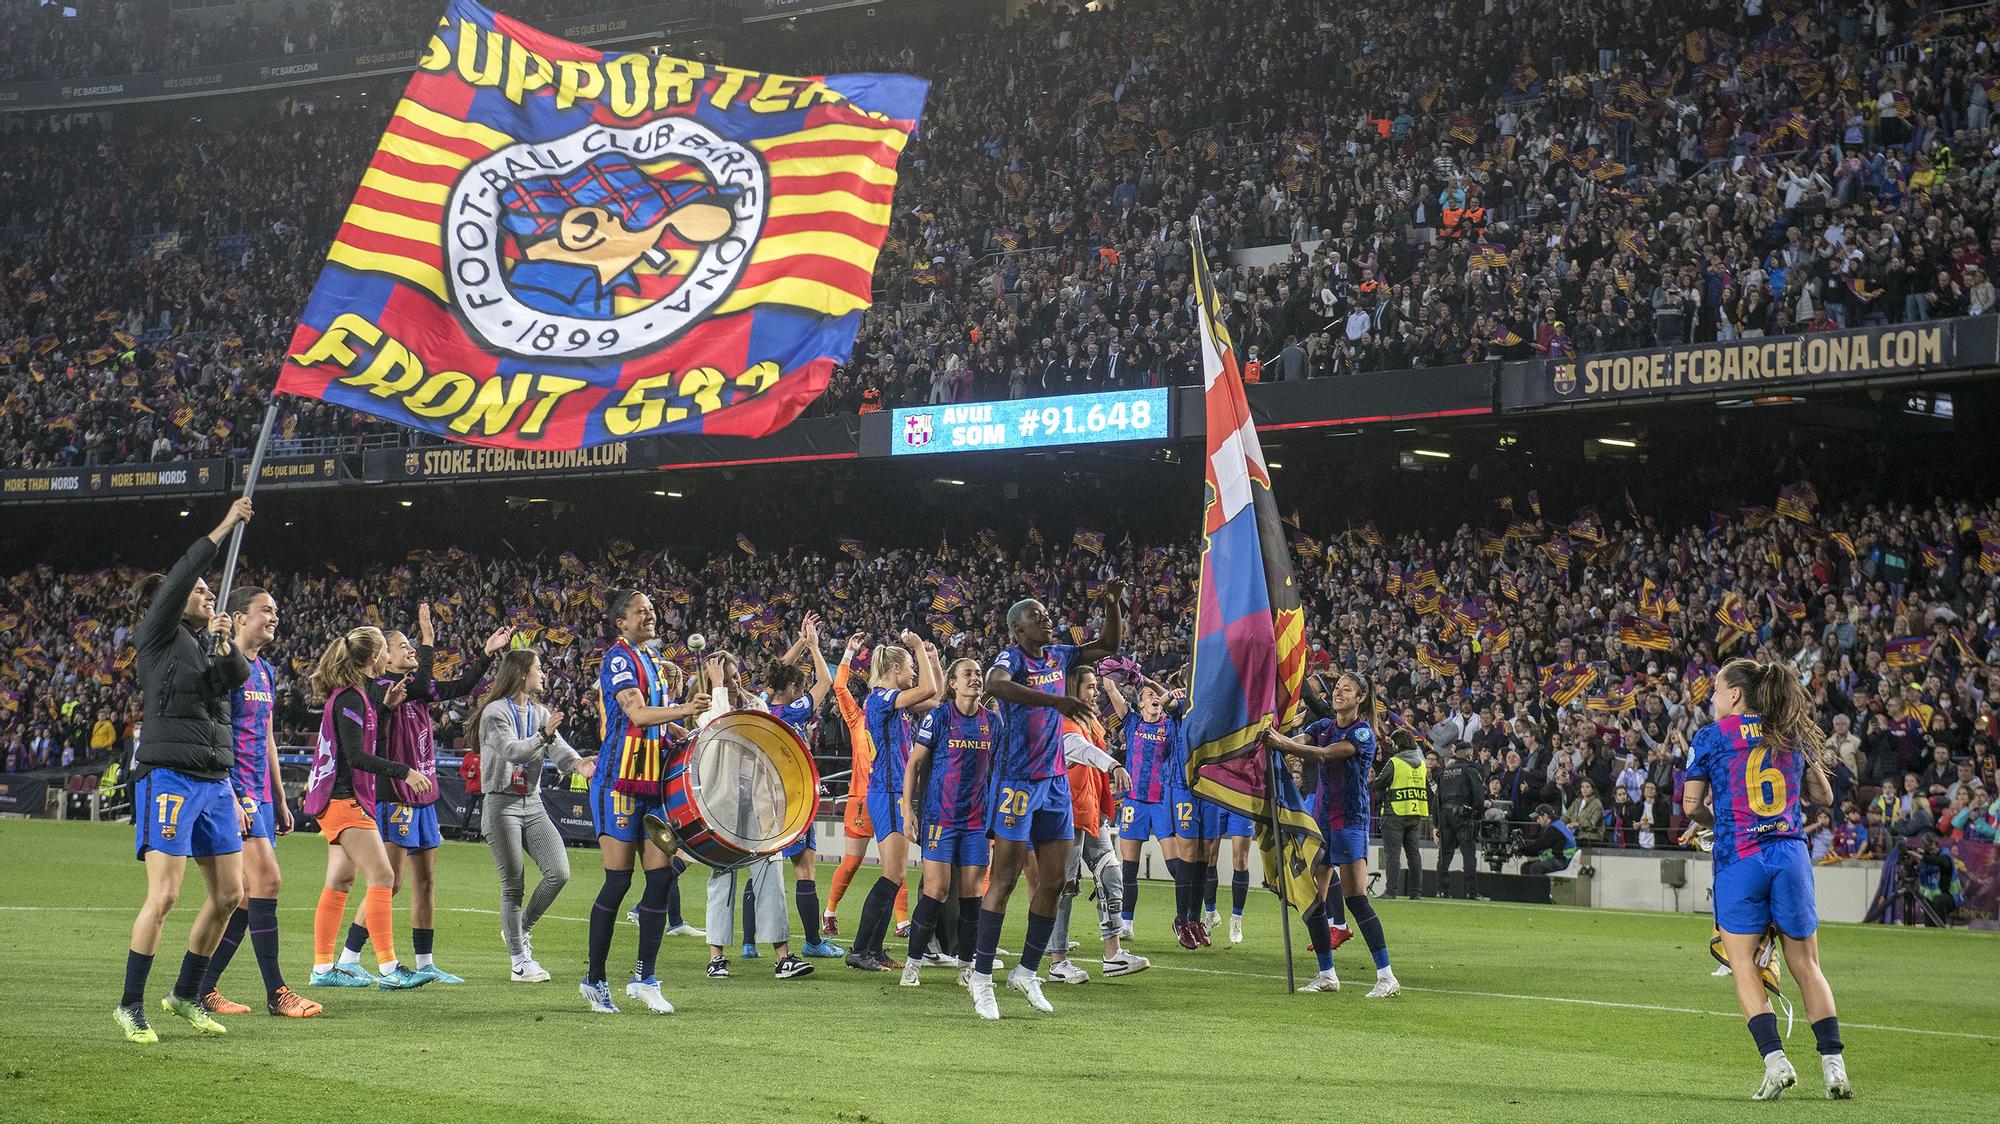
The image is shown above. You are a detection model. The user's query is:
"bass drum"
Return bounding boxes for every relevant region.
[644,710,819,873]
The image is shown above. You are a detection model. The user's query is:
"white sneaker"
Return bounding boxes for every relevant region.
[1297,968,1341,993]
[1822,1055,1853,1100]
[1752,1055,1798,1101]
[1118,921,1133,940]
[1203,909,1220,928]
[900,960,922,987]
[894,919,912,938]
[1711,963,1733,977]
[625,908,639,925]
[666,923,705,938]
[1047,960,1090,984]
[1228,916,1243,943]
[1006,965,1053,1012]
[1101,951,1150,977]
[510,959,550,983]
[1365,974,1401,998]
[624,978,675,1014]
[957,966,972,989]
[958,955,1005,973]
[1063,940,1080,952]
[969,972,1000,1019]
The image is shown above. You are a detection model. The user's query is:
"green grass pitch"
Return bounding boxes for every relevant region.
[2,819,1994,1122]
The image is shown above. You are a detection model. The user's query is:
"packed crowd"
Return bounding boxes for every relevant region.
[0,0,618,81]
[8,0,2000,465]
[8,481,2000,869]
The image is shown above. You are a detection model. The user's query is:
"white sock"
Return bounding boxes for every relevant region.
[1377,966,1395,981]
[414,952,434,969]
[1763,1050,1788,1067]
[378,958,399,975]
[313,961,333,974]
[336,947,361,967]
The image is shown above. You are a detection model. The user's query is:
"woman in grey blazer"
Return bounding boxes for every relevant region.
[469,649,594,983]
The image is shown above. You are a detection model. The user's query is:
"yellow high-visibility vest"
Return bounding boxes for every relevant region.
[1385,756,1429,817]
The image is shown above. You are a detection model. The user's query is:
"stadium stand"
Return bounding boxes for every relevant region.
[6,0,2000,466]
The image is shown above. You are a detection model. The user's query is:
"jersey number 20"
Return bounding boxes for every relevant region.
[1744,747,1787,816]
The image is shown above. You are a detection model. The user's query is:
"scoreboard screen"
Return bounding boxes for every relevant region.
[889,388,1171,457]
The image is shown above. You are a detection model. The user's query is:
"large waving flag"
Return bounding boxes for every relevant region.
[278,0,926,448]
[1182,220,1320,912]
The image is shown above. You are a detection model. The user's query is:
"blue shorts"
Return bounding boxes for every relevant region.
[1319,824,1369,866]
[591,784,668,844]
[920,822,990,867]
[1715,840,1818,938]
[1117,797,1174,842]
[865,788,905,842]
[990,775,1074,844]
[245,798,277,843]
[134,767,243,861]
[1171,790,1223,840]
[1223,811,1255,838]
[377,802,443,852]
[782,822,819,859]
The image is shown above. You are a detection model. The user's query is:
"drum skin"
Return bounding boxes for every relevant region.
[645,710,820,872]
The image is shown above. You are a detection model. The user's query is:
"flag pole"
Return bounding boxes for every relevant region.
[214,400,280,615]
[1266,728,1297,994]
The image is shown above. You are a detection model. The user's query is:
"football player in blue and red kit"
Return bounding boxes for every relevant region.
[1682,658,1851,1101]
[766,613,843,959]
[966,580,1125,1020]
[898,657,996,987]
[1262,670,1400,998]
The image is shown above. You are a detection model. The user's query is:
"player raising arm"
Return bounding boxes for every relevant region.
[1682,658,1851,1101]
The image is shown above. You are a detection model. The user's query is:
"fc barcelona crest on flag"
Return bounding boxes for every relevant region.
[278,0,926,449]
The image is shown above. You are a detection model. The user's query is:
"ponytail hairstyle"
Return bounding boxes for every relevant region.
[310,626,385,702]
[1719,657,1829,764]
[224,586,267,615]
[606,587,641,637]
[766,658,805,699]
[869,643,912,689]
[466,648,541,747]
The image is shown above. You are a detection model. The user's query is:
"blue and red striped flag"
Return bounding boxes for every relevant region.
[277,0,926,448]
[1182,221,1321,912]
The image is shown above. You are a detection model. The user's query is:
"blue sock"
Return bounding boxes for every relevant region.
[907,894,944,960]
[634,866,672,980]
[1020,911,1055,973]
[121,949,154,1008]
[1165,858,1187,922]
[1120,858,1139,922]
[1748,1012,1783,1058]
[1324,892,1348,929]
[1812,1016,1843,1056]
[665,860,685,927]
[1231,869,1250,916]
[344,921,369,955]
[973,907,1004,976]
[171,950,210,1002]
[1203,864,1219,913]
[955,896,980,963]
[1345,894,1389,971]
[413,927,434,958]
[200,907,249,994]
[587,867,633,985]
[246,897,286,996]
[1303,902,1333,972]
[796,879,822,946]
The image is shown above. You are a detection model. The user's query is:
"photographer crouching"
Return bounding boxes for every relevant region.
[1516,804,1579,876]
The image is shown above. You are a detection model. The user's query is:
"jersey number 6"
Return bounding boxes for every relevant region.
[1744,747,1787,816]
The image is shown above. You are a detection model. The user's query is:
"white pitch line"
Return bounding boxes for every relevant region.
[1131,961,2000,1041]
[7,903,1994,1040]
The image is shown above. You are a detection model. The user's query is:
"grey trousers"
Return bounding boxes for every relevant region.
[1051,827,1120,950]
[705,857,788,947]
[482,793,571,957]
[1379,814,1425,897]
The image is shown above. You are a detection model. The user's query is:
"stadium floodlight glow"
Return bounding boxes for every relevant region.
[1597,437,1638,448]
[399,500,414,507]
[1268,462,1284,469]
[936,478,967,486]
[1412,448,1451,459]
[653,490,667,496]
[178,510,189,517]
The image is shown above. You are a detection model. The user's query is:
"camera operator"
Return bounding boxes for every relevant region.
[1432,740,1484,899]
[1517,804,1579,876]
